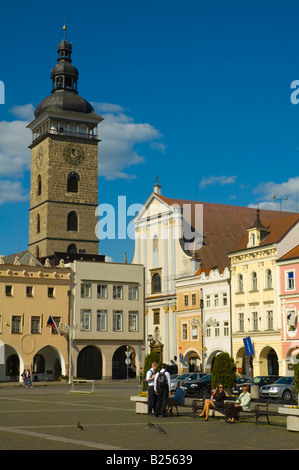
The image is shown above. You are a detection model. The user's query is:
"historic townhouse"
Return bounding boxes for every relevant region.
[70,260,145,380]
[0,252,71,382]
[175,267,231,374]
[132,182,291,364]
[229,211,299,378]
[277,245,299,376]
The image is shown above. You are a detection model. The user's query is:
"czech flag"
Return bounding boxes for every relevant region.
[47,315,61,336]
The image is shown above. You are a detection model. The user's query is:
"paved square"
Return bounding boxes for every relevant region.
[0,382,298,452]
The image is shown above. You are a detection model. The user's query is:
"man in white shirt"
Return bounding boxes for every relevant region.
[146,362,158,415]
[154,364,171,417]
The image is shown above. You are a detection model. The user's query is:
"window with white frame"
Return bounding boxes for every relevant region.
[238,312,245,331]
[237,274,243,293]
[113,311,123,331]
[214,294,219,306]
[26,286,34,298]
[224,321,229,336]
[266,310,274,330]
[11,316,22,334]
[113,285,123,299]
[192,325,198,339]
[265,269,272,289]
[206,295,211,307]
[80,309,91,330]
[223,293,228,305]
[251,272,258,291]
[97,310,107,331]
[184,295,189,307]
[81,283,92,298]
[5,285,13,297]
[31,316,40,334]
[97,284,107,299]
[252,312,259,330]
[192,293,196,305]
[214,322,220,337]
[182,323,188,340]
[128,285,139,300]
[286,270,295,291]
[129,311,138,331]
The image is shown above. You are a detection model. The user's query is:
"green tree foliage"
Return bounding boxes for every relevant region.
[211,352,237,391]
[142,351,161,391]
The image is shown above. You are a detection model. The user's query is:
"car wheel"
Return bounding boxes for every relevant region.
[282,390,292,401]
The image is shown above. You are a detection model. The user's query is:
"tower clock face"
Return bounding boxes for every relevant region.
[35,148,44,169]
[63,143,85,165]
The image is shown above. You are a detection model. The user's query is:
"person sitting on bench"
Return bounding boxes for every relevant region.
[167,381,186,416]
[225,384,251,423]
[199,384,226,421]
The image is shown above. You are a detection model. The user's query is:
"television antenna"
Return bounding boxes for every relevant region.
[272,193,289,215]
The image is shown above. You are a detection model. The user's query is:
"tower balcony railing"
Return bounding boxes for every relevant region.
[32,125,98,142]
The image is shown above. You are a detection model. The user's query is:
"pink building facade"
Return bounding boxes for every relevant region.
[278,245,299,376]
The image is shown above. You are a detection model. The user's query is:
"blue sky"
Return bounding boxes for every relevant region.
[0,0,299,263]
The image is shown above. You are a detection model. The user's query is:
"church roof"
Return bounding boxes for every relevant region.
[157,194,296,270]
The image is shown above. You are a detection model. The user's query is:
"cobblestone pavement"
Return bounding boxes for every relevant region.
[0,381,298,454]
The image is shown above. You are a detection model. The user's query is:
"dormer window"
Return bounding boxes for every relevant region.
[250,233,256,246]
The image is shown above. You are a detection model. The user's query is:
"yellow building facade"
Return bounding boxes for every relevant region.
[229,212,299,378]
[0,255,71,382]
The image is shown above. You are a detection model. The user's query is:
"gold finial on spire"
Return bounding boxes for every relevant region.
[62,19,67,38]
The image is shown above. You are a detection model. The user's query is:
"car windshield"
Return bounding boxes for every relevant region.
[249,376,265,384]
[198,375,211,382]
[274,377,294,385]
[173,374,190,381]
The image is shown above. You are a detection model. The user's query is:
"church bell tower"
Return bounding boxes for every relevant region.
[27,27,103,259]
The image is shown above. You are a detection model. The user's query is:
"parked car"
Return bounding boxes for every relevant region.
[231,376,280,395]
[182,372,207,384]
[170,373,194,392]
[259,376,296,401]
[182,374,212,398]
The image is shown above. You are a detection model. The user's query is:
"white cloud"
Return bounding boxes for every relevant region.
[0,120,31,177]
[0,180,29,205]
[251,176,299,212]
[92,103,165,180]
[10,103,35,121]
[199,175,237,189]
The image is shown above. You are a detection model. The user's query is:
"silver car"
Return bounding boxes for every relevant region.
[260,376,296,401]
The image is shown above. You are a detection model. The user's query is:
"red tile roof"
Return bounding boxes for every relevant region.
[278,244,299,262]
[230,214,299,253]
[156,194,297,269]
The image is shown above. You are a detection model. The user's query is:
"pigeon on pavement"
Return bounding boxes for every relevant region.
[77,421,84,430]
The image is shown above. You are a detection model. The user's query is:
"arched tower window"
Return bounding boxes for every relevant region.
[67,172,80,193]
[37,175,42,196]
[67,211,78,231]
[37,214,40,233]
[67,243,77,253]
